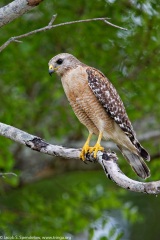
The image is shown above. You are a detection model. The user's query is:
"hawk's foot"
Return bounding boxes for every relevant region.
[80,144,93,161]
[80,132,93,161]
[89,143,104,159]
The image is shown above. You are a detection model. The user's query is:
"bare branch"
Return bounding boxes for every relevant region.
[0,172,17,178]
[0,0,43,28]
[0,122,160,194]
[96,151,160,195]
[0,122,79,159]
[104,20,127,30]
[48,14,57,26]
[0,16,126,52]
[13,39,22,43]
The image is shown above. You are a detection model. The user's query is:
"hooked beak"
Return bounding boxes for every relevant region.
[49,65,54,76]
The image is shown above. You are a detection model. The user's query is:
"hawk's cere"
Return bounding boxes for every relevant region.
[48,53,150,179]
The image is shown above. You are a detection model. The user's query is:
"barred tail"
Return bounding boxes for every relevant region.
[117,146,150,179]
[136,142,150,161]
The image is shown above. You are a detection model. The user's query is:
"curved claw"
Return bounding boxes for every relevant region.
[80,131,104,160]
[80,144,93,161]
[89,143,104,158]
[80,132,93,161]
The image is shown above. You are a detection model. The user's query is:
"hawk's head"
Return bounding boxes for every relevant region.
[48,53,82,77]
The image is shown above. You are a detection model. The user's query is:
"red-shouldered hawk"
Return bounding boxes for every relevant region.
[48,53,150,179]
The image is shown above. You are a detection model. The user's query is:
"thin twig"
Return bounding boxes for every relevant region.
[0,16,126,52]
[0,0,43,28]
[104,20,127,31]
[0,172,17,178]
[48,14,57,26]
[13,40,22,43]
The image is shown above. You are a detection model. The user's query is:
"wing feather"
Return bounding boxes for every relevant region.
[86,67,135,138]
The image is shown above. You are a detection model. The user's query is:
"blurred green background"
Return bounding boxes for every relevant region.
[0,0,160,239]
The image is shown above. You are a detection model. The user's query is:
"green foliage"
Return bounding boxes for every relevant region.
[0,171,143,237]
[0,138,14,171]
[122,201,143,223]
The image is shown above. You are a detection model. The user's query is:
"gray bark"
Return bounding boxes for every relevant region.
[97,151,160,194]
[0,122,160,194]
[0,0,43,28]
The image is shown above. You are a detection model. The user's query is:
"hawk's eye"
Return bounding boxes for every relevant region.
[56,58,63,65]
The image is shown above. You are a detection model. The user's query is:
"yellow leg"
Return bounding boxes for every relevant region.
[80,132,93,161]
[89,131,104,158]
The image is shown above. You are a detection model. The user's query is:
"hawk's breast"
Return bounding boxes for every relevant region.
[61,66,115,136]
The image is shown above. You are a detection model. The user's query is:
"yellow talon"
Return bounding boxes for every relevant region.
[80,132,92,161]
[80,144,90,161]
[80,131,104,160]
[89,144,104,158]
[89,131,104,158]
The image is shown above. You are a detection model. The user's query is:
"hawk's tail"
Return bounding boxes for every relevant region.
[117,146,150,179]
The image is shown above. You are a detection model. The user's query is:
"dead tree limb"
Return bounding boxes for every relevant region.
[0,122,160,194]
[96,151,160,194]
[0,0,43,28]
